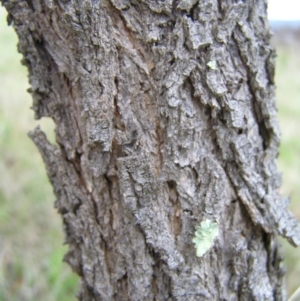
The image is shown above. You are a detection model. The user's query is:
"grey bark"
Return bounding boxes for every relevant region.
[3,0,300,300]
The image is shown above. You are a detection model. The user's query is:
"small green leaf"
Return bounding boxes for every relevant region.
[192,219,219,257]
[207,60,217,70]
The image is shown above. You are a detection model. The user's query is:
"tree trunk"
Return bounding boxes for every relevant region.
[3,0,300,299]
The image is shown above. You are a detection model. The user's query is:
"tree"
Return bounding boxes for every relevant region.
[2,0,300,299]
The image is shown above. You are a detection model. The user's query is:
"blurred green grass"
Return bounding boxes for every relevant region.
[274,34,300,296]
[0,6,299,300]
[0,8,78,301]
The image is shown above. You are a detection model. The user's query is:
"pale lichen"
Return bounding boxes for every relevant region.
[192,219,219,257]
[207,60,217,70]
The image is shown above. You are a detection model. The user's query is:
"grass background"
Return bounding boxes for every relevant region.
[0,8,78,301]
[0,7,299,300]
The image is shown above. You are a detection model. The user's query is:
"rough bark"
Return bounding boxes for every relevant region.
[3,0,300,300]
